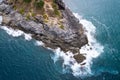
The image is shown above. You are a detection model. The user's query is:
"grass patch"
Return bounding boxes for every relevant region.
[52,3,61,16]
[31,12,36,17]
[19,8,25,15]
[35,0,45,9]
[59,24,64,29]
[54,9,60,16]
[13,5,17,10]
[43,13,49,20]
[23,0,31,3]
[26,13,31,20]
[44,19,48,23]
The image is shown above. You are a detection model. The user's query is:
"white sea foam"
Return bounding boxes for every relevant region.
[35,41,44,46]
[24,34,32,41]
[0,15,32,40]
[0,16,2,24]
[0,26,32,41]
[0,12,104,77]
[73,13,104,77]
[52,13,104,78]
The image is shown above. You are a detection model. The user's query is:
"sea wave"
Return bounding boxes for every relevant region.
[51,13,104,78]
[0,13,104,78]
[35,41,44,46]
[0,16,32,41]
[0,26,32,41]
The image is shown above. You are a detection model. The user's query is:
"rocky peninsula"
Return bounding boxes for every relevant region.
[0,0,88,63]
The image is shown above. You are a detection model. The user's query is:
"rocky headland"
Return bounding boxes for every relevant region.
[0,0,88,63]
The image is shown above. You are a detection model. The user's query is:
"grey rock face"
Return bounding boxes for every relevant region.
[55,0,65,10]
[0,0,88,63]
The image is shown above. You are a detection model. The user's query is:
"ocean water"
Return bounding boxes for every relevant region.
[64,0,120,79]
[0,0,120,80]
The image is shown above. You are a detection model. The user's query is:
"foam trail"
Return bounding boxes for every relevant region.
[0,16,2,24]
[52,13,104,78]
[0,12,104,77]
[0,15,32,41]
[74,13,104,76]
[24,34,32,41]
[0,26,32,41]
[35,41,44,46]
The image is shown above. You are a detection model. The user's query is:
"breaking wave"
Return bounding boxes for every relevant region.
[0,26,32,41]
[51,13,104,78]
[0,15,32,41]
[0,13,104,78]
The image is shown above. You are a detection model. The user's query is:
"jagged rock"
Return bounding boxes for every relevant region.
[2,16,12,25]
[55,0,65,10]
[0,0,88,63]
[0,3,8,12]
[73,54,86,63]
[34,16,44,24]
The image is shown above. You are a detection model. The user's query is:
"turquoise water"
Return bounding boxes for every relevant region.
[0,29,79,80]
[64,0,120,79]
[0,0,120,80]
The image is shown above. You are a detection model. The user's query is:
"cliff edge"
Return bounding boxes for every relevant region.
[0,0,88,63]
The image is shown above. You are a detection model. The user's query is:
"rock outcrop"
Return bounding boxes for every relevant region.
[0,0,88,63]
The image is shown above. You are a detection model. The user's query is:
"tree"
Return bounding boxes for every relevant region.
[36,0,45,9]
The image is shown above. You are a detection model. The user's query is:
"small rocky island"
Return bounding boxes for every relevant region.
[0,0,88,63]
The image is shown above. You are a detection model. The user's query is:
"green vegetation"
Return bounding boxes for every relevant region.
[43,13,49,23]
[23,0,31,3]
[11,0,63,26]
[59,24,64,29]
[13,5,17,10]
[44,19,48,23]
[35,0,45,9]
[54,9,60,16]
[26,13,31,20]
[52,3,60,16]
[52,2,58,9]
[43,13,49,20]
[31,12,36,17]
[19,8,25,14]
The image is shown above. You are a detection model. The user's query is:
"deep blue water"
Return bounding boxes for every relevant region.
[0,0,120,80]
[64,0,120,79]
[0,29,79,80]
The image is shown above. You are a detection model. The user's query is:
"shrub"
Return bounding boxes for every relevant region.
[23,0,31,3]
[19,8,24,14]
[31,12,35,17]
[54,9,60,16]
[52,3,57,9]
[52,3,60,16]
[13,5,17,10]
[43,13,49,20]
[26,13,31,20]
[59,24,64,29]
[36,0,45,9]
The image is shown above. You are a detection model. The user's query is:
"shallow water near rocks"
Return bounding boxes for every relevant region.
[0,0,120,80]
[64,0,120,79]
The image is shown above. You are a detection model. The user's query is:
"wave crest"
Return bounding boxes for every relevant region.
[0,13,104,78]
[52,13,104,78]
[0,26,32,41]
